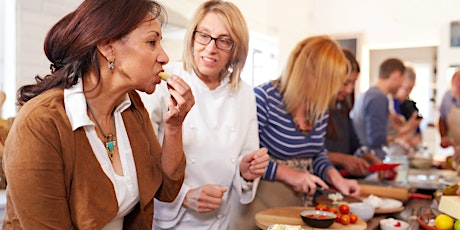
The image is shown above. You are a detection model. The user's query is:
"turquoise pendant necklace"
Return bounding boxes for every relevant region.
[87,102,116,162]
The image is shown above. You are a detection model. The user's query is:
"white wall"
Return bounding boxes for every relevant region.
[6,0,460,117]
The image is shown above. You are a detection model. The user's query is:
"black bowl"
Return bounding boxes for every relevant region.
[300,210,336,228]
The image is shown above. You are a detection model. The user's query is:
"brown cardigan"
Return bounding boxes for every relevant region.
[2,89,185,229]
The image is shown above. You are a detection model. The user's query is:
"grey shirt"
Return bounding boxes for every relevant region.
[350,86,389,159]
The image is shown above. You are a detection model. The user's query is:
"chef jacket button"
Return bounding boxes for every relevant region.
[217,214,223,219]
[191,159,196,164]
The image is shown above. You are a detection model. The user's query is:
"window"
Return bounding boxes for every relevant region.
[241,32,278,87]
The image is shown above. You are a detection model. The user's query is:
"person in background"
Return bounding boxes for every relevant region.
[2,0,194,229]
[387,64,422,153]
[350,58,406,160]
[439,70,460,148]
[144,1,270,229]
[326,49,383,178]
[235,36,361,230]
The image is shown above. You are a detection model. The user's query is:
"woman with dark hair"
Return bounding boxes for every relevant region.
[2,0,194,229]
[326,49,383,178]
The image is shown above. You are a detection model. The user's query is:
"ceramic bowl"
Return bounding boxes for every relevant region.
[380,218,409,230]
[300,210,336,228]
[410,157,433,169]
[348,202,375,221]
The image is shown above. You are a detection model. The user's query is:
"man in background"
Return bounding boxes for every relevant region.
[350,58,406,160]
[439,70,460,148]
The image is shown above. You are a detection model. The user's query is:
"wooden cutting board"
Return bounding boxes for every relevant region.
[255,206,366,230]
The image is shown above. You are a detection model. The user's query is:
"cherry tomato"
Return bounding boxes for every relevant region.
[339,204,350,214]
[349,213,358,224]
[327,207,338,215]
[315,204,328,211]
[340,214,350,225]
[335,212,342,223]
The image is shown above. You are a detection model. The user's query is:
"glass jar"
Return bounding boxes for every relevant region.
[384,154,409,184]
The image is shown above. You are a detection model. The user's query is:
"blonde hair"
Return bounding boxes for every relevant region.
[278,35,348,124]
[183,0,249,91]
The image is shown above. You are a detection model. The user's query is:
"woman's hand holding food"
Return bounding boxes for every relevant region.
[183,184,227,213]
[239,148,269,181]
[160,73,195,126]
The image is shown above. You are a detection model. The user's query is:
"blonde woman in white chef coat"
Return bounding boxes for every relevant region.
[141,1,269,229]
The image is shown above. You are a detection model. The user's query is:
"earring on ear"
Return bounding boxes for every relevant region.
[108,61,114,70]
[227,64,234,74]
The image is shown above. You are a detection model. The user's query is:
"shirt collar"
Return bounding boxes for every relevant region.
[64,80,132,131]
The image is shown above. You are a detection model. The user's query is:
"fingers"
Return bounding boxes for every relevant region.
[312,176,329,190]
[185,185,227,213]
[249,148,269,169]
[291,173,328,195]
[163,75,194,121]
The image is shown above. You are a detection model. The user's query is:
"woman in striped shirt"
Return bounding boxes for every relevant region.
[233,35,361,230]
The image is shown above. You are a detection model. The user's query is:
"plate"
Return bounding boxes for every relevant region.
[408,169,459,190]
[374,198,404,214]
[268,224,303,230]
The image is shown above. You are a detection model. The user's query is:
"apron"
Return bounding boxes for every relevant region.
[231,158,313,230]
[446,104,460,145]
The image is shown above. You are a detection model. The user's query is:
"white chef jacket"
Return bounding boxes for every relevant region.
[140,62,260,230]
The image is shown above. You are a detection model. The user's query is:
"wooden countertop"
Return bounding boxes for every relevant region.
[255,206,366,230]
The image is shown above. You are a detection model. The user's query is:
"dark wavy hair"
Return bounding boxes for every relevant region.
[17,0,167,105]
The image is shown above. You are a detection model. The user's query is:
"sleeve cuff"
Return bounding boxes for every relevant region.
[241,178,254,191]
[262,160,278,180]
[353,146,369,157]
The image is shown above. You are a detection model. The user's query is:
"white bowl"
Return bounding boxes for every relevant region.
[380,218,409,230]
[348,202,375,221]
[410,157,433,169]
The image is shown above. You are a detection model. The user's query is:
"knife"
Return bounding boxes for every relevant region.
[339,163,401,177]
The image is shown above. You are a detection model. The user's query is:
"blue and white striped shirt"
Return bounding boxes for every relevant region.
[254,82,333,181]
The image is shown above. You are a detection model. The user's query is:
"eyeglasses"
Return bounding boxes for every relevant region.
[193,31,234,51]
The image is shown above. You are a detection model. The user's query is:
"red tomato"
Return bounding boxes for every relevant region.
[349,213,358,224]
[339,204,350,214]
[315,204,328,211]
[327,207,338,215]
[335,212,342,223]
[340,214,350,225]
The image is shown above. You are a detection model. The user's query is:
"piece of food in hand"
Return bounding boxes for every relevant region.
[158,72,171,81]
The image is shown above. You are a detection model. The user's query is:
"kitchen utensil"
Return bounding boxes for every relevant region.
[339,163,401,177]
[349,202,375,221]
[300,210,336,228]
[360,184,432,202]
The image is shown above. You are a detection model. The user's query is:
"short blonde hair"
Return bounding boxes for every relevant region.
[183,0,249,91]
[278,35,348,124]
